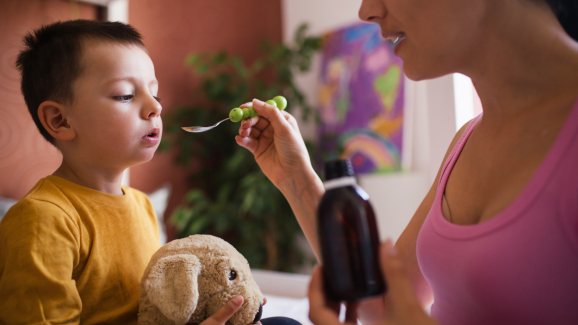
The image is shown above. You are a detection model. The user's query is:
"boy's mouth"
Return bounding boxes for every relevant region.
[142,127,161,145]
[143,128,160,138]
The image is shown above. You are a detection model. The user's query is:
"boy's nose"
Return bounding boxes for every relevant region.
[143,96,162,119]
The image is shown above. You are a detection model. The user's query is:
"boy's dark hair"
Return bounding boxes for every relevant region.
[15,19,147,145]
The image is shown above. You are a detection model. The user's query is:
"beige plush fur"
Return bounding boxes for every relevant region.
[138,235,264,325]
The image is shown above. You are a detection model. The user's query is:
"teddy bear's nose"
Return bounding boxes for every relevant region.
[252,304,263,323]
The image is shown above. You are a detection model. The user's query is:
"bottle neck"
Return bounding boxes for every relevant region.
[323,176,357,190]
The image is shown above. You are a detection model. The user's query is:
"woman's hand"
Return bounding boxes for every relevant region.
[200,296,267,325]
[235,98,325,259]
[308,240,439,325]
[235,99,319,195]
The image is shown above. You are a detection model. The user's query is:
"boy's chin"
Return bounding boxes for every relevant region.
[129,149,158,167]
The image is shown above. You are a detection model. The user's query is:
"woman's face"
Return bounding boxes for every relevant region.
[359,0,491,80]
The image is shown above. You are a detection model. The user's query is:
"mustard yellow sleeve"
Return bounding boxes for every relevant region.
[0,199,82,325]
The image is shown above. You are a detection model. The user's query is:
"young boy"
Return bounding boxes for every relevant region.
[0,20,163,324]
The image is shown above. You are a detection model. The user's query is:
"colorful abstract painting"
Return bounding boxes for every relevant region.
[318,22,404,174]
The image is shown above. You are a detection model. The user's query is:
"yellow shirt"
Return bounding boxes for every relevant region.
[0,176,160,325]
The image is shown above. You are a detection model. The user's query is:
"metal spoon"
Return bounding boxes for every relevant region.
[182,117,232,133]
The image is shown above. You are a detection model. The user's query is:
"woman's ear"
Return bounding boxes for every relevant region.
[144,254,201,325]
[37,100,76,141]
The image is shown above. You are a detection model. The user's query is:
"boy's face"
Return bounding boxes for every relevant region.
[65,41,162,170]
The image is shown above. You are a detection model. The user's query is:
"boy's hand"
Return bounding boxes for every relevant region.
[201,296,248,325]
[200,296,268,325]
[235,99,321,197]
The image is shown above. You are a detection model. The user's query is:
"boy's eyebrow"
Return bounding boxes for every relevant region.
[103,77,159,86]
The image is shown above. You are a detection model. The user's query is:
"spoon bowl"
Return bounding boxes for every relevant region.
[182,117,232,133]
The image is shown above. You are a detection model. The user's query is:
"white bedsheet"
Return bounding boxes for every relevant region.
[252,269,350,325]
[261,294,313,325]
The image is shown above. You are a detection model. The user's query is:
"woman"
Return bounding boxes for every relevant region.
[236,0,578,324]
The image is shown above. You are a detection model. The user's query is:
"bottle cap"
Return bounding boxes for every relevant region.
[324,159,354,181]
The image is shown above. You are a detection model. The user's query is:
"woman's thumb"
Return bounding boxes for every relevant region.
[252,99,289,130]
[379,240,419,307]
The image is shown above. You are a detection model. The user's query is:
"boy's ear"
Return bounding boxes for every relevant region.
[37,100,76,141]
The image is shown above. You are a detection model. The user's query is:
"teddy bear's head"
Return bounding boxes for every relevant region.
[138,235,264,325]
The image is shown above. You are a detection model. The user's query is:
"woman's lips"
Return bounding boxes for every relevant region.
[382,32,406,56]
[142,127,161,145]
[382,32,405,44]
[393,37,406,56]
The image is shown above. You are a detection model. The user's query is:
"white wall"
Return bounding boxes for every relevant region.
[282,0,457,243]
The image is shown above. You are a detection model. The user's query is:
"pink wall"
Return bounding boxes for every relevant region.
[127,0,282,240]
[0,0,97,199]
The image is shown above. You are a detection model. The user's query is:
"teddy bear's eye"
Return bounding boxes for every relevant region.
[229,270,237,281]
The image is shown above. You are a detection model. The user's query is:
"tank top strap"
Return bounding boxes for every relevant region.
[438,114,483,189]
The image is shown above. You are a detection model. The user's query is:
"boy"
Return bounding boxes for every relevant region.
[0,19,162,324]
[0,19,269,325]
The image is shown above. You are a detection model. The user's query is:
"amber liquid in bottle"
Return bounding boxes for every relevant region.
[317,160,386,302]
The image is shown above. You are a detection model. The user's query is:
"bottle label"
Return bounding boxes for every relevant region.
[323,176,357,190]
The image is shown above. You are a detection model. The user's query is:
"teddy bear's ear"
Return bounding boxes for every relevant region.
[144,254,201,325]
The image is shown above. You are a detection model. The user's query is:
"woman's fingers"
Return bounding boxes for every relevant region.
[252,99,291,131]
[308,266,342,325]
[239,118,264,139]
[239,102,253,108]
[308,266,360,325]
[281,111,300,133]
[380,240,421,311]
[239,125,258,138]
[237,104,299,140]
[356,295,387,324]
[202,296,243,325]
[344,302,358,324]
[235,136,260,154]
[241,116,268,132]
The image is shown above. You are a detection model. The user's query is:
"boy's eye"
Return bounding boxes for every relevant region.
[114,95,133,101]
[153,96,161,103]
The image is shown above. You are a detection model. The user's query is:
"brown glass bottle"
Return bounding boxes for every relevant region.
[317,159,386,302]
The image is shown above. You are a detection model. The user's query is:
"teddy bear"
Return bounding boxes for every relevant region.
[138,235,265,325]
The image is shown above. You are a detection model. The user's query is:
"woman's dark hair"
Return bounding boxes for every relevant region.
[544,0,578,42]
[15,20,147,145]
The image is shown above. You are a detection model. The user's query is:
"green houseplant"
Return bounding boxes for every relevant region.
[162,25,320,272]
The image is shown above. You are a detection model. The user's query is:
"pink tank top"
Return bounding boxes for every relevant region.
[416,99,578,325]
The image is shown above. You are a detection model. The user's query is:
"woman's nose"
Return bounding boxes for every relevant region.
[359,0,387,23]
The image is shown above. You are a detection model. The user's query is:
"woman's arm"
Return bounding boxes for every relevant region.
[277,168,324,261]
[236,99,324,260]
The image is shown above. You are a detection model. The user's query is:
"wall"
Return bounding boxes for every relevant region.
[127,0,283,240]
[281,0,458,242]
[0,0,97,199]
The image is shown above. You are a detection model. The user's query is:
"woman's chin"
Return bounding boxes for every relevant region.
[403,64,453,82]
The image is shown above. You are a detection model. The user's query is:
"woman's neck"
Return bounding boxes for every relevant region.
[464,1,578,123]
